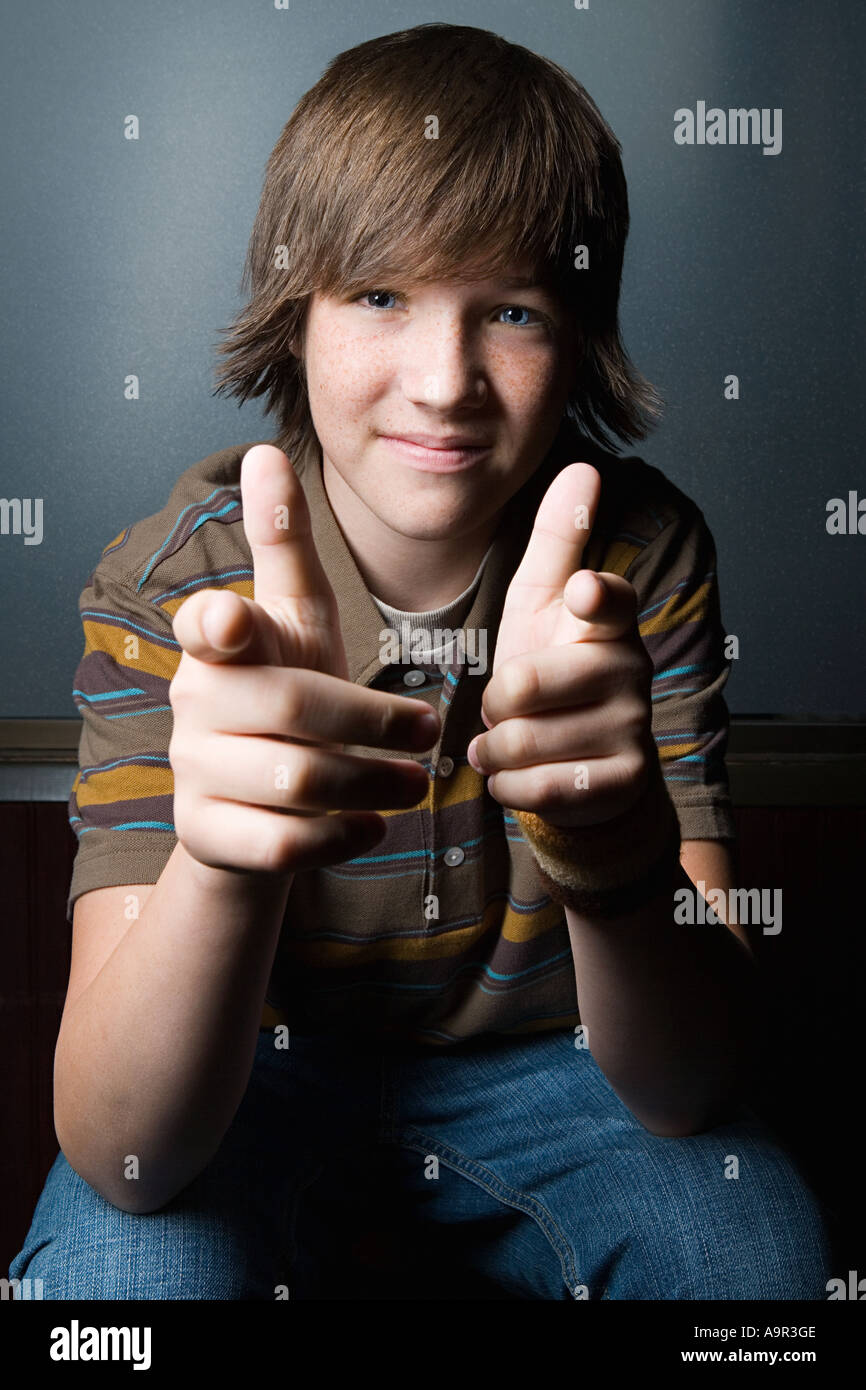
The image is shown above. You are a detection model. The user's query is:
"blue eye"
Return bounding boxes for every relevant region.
[358,290,399,310]
[499,305,536,327]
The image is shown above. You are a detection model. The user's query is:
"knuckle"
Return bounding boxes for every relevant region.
[502,718,535,765]
[374,696,403,748]
[533,766,563,813]
[280,673,306,732]
[258,822,295,875]
[167,730,192,777]
[168,678,192,717]
[631,644,654,691]
[616,746,647,790]
[621,694,649,737]
[499,656,539,711]
[283,746,317,805]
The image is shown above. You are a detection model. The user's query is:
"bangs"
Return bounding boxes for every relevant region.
[261,25,609,302]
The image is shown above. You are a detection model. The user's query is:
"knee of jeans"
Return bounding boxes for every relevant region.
[10,1155,278,1301]
[16,1209,279,1301]
[634,1139,834,1300]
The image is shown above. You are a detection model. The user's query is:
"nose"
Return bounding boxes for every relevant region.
[401,314,488,411]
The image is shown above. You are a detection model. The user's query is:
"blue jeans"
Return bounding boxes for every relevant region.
[9,1025,833,1300]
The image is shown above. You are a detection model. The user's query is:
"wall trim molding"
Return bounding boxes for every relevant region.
[0,717,863,806]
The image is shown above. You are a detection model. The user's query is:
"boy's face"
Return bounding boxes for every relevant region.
[299,262,578,544]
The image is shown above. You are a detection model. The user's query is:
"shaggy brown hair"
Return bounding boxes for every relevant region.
[212,22,663,458]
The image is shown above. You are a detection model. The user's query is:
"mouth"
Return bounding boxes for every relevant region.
[378,433,493,473]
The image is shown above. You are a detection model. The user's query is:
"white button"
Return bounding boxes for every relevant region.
[437,756,454,777]
[403,669,425,687]
[444,846,464,867]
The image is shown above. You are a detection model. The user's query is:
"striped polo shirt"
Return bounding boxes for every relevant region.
[67,418,737,1046]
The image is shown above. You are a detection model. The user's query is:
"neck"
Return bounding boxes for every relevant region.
[321,454,502,610]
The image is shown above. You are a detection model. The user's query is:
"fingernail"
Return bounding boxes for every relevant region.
[467,739,484,773]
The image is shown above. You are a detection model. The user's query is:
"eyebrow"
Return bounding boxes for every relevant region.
[497,275,543,288]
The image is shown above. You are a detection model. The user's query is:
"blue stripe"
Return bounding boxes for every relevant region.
[284,894,555,943]
[155,567,252,603]
[80,611,179,647]
[79,755,170,776]
[341,834,485,867]
[79,820,174,832]
[638,572,715,621]
[73,687,146,701]
[104,706,172,718]
[652,662,709,681]
[138,488,239,587]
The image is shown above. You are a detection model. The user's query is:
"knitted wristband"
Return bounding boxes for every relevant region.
[513,763,682,919]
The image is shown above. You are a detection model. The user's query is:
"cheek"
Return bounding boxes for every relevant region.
[306,317,388,409]
[486,342,568,417]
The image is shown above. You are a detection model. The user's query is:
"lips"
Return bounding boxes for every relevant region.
[383,432,492,449]
[378,432,492,473]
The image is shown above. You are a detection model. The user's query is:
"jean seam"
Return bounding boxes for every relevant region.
[397,1124,585,1298]
[279,1155,326,1294]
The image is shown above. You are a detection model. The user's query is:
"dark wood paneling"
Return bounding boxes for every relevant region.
[0,803,76,1271]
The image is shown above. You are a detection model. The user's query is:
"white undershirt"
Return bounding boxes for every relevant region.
[370,542,494,664]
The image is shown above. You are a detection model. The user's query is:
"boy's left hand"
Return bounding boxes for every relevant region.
[466,462,657,830]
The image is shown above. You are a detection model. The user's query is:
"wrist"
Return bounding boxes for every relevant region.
[514,758,681,919]
[175,839,295,905]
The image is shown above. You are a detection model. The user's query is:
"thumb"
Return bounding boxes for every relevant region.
[241,443,334,609]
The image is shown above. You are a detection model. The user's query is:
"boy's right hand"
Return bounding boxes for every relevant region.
[168,444,438,876]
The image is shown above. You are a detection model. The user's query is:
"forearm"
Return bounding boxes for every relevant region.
[54,841,292,1213]
[565,861,759,1136]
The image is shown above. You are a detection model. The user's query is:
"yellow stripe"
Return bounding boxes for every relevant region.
[82,620,180,682]
[76,763,174,807]
[102,529,128,554]
[639,580,710,637]
[598,539,642,577]
[433,763,483,811]
[158,578,254,618]
[658,738,706,763]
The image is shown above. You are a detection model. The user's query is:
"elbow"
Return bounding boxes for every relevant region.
[54,1124,179,1215]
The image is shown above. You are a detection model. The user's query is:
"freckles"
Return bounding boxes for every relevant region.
[488,345,560,408]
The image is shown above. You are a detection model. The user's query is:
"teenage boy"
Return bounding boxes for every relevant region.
[10,23,832,1300]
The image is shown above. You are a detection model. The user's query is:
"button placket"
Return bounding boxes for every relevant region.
[423,658,465,931]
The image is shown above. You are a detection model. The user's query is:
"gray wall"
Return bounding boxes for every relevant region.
[1,0,862,717]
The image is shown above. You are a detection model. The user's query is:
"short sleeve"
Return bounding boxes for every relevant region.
[66,552,181,921]
[624,494,737,845]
